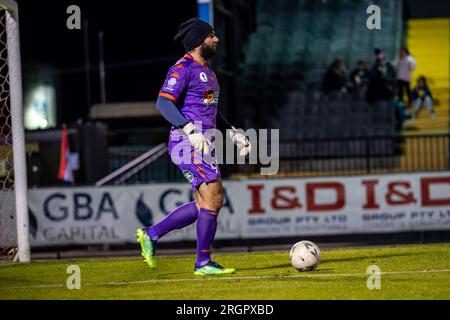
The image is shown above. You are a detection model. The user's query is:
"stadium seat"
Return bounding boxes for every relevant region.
[350,114,371,127]
[372,124,395,137]
[351,90,367,102]
[298,125,326,139]
[306,90,325,103]
[349,125,373,138]
[371,101,395,124]
[325,116,349,138]
[323,101,350,115]
[286,91,306,107]
[350,101,371,114]
[241,0,403,140]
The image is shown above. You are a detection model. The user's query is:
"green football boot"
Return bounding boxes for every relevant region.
[194,261,236,276]
[136,228,156,269]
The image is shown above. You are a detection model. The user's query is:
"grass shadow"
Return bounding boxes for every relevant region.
[238,263,291,271]
[237,252,417,272]
[322,252,417,264]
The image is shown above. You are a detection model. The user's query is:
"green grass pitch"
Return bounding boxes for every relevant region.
[0,243,449,299]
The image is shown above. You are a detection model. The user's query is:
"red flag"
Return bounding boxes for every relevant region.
[58,124,72,182]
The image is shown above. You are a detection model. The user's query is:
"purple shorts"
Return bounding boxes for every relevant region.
[168,131,221,191]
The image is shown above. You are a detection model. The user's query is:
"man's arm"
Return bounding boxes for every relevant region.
[156,95,189,128]
[156,96,210,154]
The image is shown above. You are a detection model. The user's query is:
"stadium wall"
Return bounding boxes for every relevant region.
[23,172,450,247]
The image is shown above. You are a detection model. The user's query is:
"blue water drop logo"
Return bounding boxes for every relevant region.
[28,207,38,239]
[135,194,153,227]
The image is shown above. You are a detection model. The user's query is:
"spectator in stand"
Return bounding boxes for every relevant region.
[393,99,408,131]
[321,58,348,94]
[412,76,435,119]
[349,60,370,94]
[393,47,416,107]
[367,48,396,103]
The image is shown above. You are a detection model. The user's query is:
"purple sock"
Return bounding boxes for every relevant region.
[196,208,219,267]
[147,201,198,241]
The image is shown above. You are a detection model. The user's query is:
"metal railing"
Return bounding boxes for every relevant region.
[106,134,450,184]
[107,145,185,185]
[272,134,450,177]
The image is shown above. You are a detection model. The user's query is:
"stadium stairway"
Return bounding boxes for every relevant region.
[403,18,450,134]
[397,18,450,172]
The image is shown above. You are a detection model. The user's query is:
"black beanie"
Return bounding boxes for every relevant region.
[173,18,213,51]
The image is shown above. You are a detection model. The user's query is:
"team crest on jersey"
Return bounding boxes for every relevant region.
[182,170,194,183]
[203,90,219,105]
[199,72,208,83]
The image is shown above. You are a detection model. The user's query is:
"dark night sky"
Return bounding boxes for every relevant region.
[16,0,197,125]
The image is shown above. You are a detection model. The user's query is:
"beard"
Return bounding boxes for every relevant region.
[200,42,217,61]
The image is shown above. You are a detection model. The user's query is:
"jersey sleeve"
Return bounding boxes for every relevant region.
[158,64,189,103]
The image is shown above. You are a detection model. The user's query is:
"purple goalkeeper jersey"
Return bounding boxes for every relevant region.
[159,53,220,134]
[159,53,221,189]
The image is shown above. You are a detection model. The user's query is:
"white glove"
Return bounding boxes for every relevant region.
[228,126,251,156]
[182,122,211,155]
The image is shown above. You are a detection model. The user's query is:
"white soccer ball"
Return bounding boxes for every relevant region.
[289,240,320,271]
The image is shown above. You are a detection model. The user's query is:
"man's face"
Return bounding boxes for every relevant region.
[200,32,219,60]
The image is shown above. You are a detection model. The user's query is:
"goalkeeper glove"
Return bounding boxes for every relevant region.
[182,122,211,155]
[228,126,251,156]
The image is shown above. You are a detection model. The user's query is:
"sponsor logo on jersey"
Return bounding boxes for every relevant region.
[182,170,194,183]
[168,78,177,86]
[200,72,208,82]
[203,90,219,105]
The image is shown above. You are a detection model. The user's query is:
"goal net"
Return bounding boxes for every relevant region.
[0,0,30,262]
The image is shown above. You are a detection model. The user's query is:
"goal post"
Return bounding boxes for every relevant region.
[0,0,30,262]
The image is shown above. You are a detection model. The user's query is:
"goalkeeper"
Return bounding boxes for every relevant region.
[136,18,250,276]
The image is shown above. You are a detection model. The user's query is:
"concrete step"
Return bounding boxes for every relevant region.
[400,129,449,135]
[407,33,449,40]
[412,69,450,77]
[408,18,450,28]
[433,99,449,107]
[409,51,450,57]
[415,108,448,119]
[403,117,449,131]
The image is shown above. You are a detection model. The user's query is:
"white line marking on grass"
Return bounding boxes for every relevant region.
[2,269,450,291]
